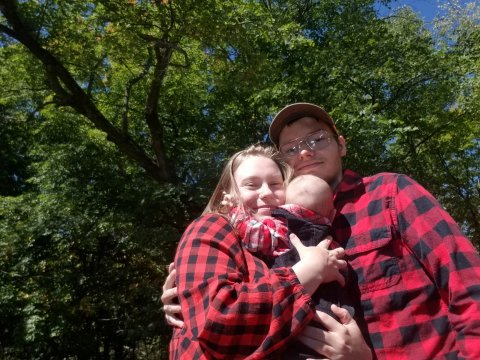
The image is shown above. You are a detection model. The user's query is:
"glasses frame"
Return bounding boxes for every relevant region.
[279,129,336,158]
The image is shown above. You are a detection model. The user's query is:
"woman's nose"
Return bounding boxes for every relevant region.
[259,186,273,199]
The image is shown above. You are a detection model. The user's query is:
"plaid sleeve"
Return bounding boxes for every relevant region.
[232,210,288,256]
[236,216,276,255]
[394,175,480,358]
[173,213,314,359]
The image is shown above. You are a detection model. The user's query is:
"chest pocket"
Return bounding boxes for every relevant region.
[345,226,401,293]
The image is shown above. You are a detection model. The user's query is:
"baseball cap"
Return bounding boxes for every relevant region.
[269,102,339,147]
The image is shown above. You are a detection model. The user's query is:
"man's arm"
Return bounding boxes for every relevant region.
[161,262,183,328]
[395,175,480,358]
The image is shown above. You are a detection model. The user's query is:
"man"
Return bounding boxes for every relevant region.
[163,102,480,359]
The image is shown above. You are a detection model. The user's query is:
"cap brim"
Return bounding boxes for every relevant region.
[269,103,337,147]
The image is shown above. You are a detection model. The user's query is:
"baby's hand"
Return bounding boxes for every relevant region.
[291,233,347,296]
[218,192,236,214]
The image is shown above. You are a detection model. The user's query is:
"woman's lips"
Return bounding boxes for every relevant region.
[253,205,275,214]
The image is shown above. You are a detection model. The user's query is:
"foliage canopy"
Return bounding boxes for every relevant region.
[0,0,479,358]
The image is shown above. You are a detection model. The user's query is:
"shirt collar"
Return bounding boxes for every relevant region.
[334,169,362,196]
[281,204,332,225]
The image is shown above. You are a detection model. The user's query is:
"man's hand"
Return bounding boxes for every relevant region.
[298,304,372,360]
[161,262,184,328]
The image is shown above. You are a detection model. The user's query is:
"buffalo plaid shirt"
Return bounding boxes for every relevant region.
[231,207,289,257]
[169,214,315,359]
[335,170,480,359]
[232,204,330,258]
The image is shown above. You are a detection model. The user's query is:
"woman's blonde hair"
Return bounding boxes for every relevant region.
[202,144,291,215]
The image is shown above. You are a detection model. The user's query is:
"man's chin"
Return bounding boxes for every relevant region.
[296,168,330,183]
[297,167,323,177]
[296,161,322,172]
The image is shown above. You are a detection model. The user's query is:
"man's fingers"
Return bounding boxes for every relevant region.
[314,308,344,332]
[162,267,177,293]
[163,304,181,314]
[161,285,178,303]
[304,308,372,360]
[165,312,184,328]
[297,325,330,359]
[161,262,184,328]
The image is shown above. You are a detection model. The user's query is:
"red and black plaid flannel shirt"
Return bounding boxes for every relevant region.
[169,214,315,359]
[335,170,480,359]
[231,207,289,257]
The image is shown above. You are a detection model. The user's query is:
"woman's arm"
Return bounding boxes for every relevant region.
[174,213,315,359]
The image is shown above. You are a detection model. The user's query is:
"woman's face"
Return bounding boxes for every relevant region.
[233,156,286,219]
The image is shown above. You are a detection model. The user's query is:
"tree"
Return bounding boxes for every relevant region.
[1,0,479,358]
[0,0,284,357]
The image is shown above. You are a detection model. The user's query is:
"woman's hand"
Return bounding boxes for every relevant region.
[218,192,236,214]
[298,304,372,360]
[291,233,347,295]
[160,262,184,328]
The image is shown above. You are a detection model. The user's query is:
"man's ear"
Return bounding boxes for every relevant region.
[338,136,347,157]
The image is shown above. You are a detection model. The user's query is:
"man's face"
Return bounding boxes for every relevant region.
[278,116,346,189]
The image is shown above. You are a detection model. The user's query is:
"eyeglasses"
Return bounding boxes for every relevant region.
[279,130,335,158]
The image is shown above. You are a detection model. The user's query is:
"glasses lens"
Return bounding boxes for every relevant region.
[306,131,330,150]
[280,130,332,158]
[280,143,298,157]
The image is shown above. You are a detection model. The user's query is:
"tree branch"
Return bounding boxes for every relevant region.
[144,42,174,181]
[0,0,170,183]
[122,55,152,134]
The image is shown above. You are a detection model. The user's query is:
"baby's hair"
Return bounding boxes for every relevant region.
[203,144,291,216]
[286,174,334,218]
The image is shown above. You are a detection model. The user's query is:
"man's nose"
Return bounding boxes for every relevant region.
[298,145,315,159]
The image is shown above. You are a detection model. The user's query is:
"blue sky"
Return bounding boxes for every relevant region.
[377,0,448,23]
[393,0,441,21]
